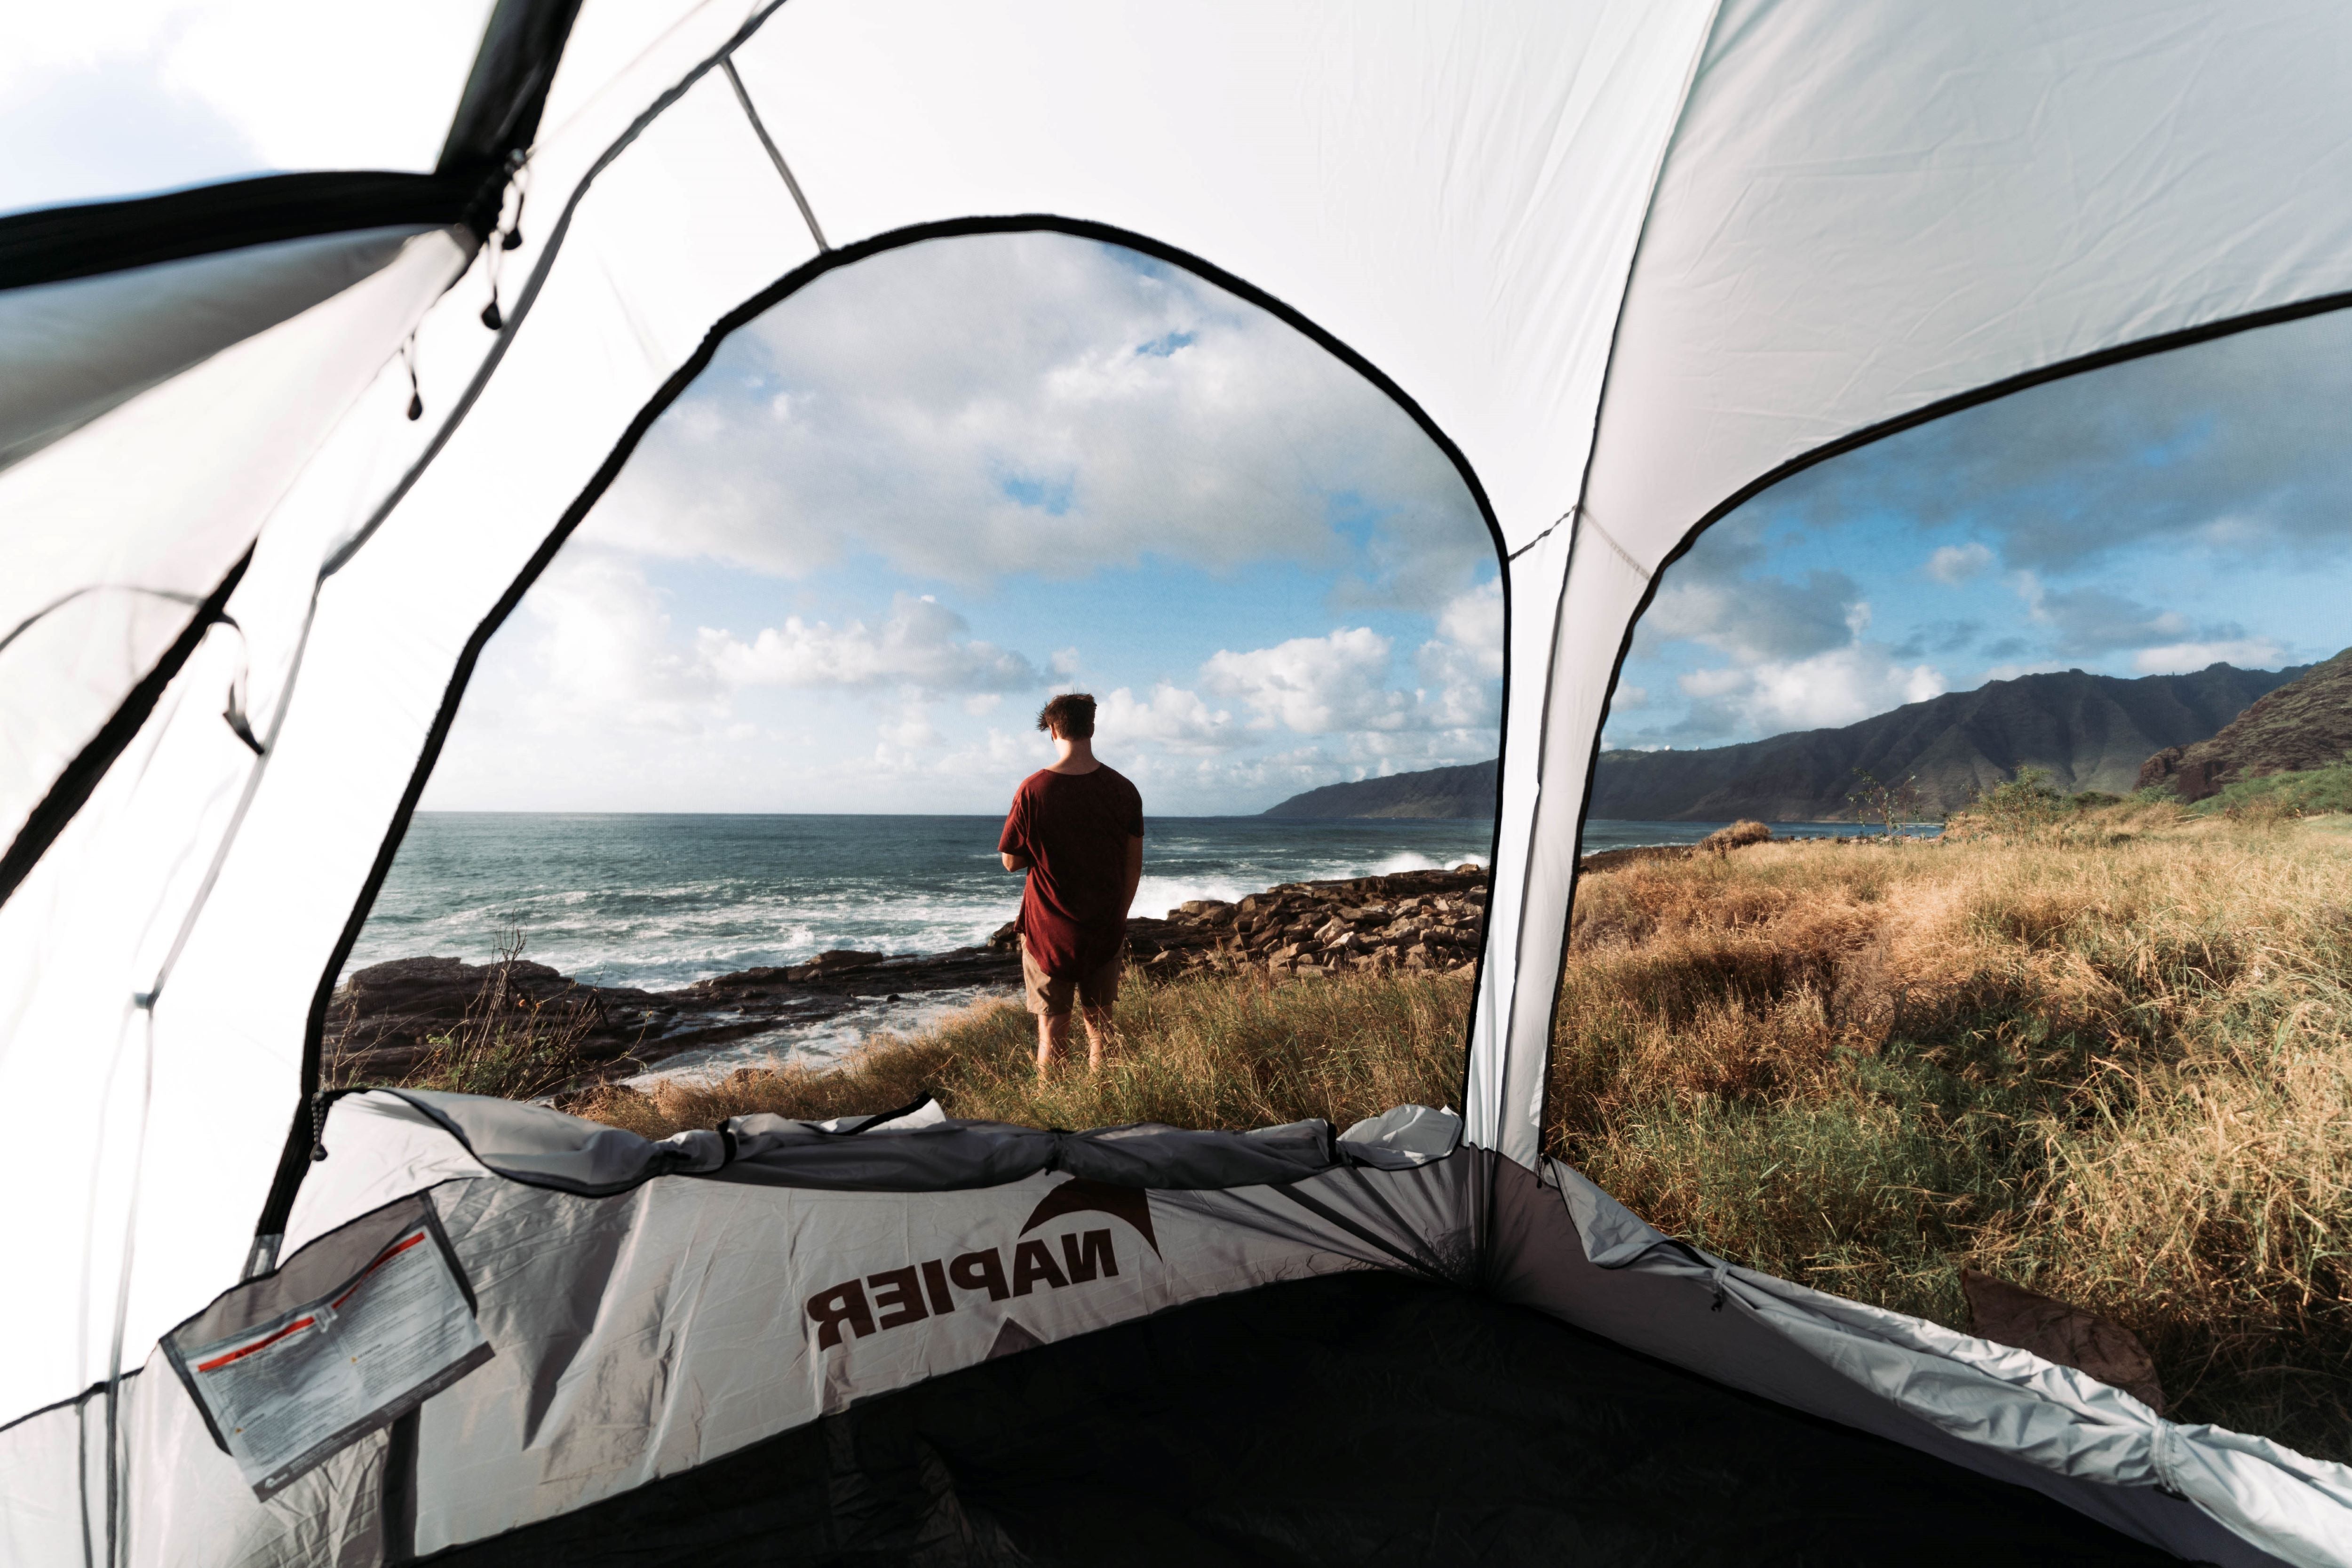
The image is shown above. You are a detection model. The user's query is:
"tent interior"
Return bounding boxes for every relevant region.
[5,3,2352,1565]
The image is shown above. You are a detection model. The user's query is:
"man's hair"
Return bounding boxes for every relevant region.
[1037,692,1097,739]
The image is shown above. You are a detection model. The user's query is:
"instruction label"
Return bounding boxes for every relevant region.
[172,1218,492,1497]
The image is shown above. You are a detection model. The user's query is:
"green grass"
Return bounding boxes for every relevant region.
[2191,761,2352,820]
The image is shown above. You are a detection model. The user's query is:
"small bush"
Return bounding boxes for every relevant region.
[329,933,619,1101]
[1945,765,2068,841]
[1698,819,1773,855]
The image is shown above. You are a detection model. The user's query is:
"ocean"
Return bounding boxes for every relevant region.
[348,812,1882,990]
[344,812,1886,1072]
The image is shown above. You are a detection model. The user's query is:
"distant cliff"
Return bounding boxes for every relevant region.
[2141,648,2352,801]
[1260,662,2300,822]
[1261,760,1499,820]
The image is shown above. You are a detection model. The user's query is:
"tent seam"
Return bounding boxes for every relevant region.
[720,56,829,252]
[1494,0,1724,1165]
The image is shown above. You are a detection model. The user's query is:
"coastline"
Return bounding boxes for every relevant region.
[328,863,1491,1085]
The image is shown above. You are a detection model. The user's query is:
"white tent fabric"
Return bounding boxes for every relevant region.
[0,228,469,853]
[8,0,2352,1561]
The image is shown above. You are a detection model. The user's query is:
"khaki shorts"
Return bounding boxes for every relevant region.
[1019,935,1123,1017]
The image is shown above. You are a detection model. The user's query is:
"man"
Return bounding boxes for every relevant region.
[998,692,1144,1074]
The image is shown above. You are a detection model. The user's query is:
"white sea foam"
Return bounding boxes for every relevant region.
[349,813,1502,994]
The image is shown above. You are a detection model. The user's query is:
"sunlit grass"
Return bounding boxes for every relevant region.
[551,807,2352,1458]
[573,966,1469,1142]
[1551,812,2352,1458]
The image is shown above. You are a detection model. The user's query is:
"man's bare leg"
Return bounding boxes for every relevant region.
[1036,1010,1072,1075]
[1080,1006,1115,1071]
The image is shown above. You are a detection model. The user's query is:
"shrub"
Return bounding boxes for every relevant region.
[328,932,618,1101]
[1697,819,1773,855]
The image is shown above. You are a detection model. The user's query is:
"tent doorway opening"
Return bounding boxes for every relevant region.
[1552,304,2352,1462]
[326,230,1505,1138]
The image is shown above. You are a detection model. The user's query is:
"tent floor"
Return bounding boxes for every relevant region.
[427,1271,2181,1566]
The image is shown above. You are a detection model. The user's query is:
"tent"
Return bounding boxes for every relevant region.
[4,2,2351,1561]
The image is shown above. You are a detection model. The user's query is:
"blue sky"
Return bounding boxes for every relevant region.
[421,235,1503,814]
[1605,308,2352,750]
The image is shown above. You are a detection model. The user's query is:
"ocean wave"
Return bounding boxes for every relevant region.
[350,816,1497,991]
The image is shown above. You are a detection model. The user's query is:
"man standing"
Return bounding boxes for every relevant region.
[998,693,1144,1075]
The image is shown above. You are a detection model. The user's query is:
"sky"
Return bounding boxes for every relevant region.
[0,1,492,214]
[419,234,1503,815]
[1604,308,2352,751]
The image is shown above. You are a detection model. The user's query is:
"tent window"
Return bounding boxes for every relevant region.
[1553,306,2352,1461]
[326,232,1503,1140]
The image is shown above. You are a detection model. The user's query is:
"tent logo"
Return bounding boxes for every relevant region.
[1018,1178,1158,1256]
[806,1179,1156,1351]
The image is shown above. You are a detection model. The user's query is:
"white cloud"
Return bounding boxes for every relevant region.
[876,705,942,749]
[1097,684,1235,754]
[1665,645,1946,741]
[1201,628,1408,734]
[518,555,725,733]
[1414,579,1505,731]
[2131,638,2288,675]
[1647,565,1859,664]
[0,3,491,209]
[1926,542,1994,585]
[1743,647,1946,732]
[2012,572,2192,654]
[1432,579,1503,667]
[586,234,1486,598]
[700,594,1037,694]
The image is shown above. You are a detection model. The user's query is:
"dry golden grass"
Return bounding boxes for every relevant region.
[1551,812,2352,1458]
[574,967,1469,1144]
[561,807,2351,1458]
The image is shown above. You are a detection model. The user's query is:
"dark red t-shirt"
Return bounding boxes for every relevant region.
[998,766,1144,978]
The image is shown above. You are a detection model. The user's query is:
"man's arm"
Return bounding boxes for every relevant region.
[1001,850,1033,872]
[1120,833,1143,914]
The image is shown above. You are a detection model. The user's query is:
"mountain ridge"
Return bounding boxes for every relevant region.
[2141,647,2352,801]
[1260,662,2304,821]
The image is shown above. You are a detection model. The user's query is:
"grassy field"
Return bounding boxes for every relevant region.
[400,799,2351,1459]
[574,967,1468,1145]
[1551,805,2352,1458]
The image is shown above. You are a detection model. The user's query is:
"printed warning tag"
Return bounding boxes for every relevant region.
[165,1196,491,1498]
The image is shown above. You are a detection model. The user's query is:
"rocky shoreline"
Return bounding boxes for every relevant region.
[328,863,1493,1083]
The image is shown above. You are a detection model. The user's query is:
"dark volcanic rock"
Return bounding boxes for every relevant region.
[1120,865,1491,979]
[328,941,1021,1082]
[333,865,1502,1083]
[2139,646,2352,802]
